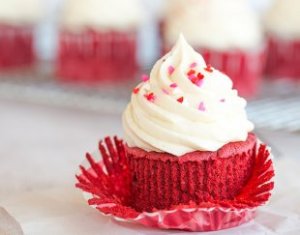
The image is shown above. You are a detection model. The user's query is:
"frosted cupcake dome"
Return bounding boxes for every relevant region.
[61,0,143,31]
[164,0,263,50]
[264,0,300,39]
[0,0,42,25]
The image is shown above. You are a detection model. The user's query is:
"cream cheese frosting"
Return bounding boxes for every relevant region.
[164,0,263,50]
[264,0,300,39]
[61,0,142,31]
[122,35,254,156]
[0,0,42,25]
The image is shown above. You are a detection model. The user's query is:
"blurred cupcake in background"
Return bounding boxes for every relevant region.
[57,0,142,84]
[264,0,300,80]
[161,0,265,97]
[0,0,41,70]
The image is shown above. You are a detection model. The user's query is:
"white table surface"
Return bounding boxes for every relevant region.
[1,99,300,235]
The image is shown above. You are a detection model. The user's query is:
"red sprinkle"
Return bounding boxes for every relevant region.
[141,74,149,82]
[177,96,184,103]
[132,87,140,94]
[168,66,175,75]
[144,92,156,102]
[190,62,197,68]
[170,83,178,88]
[197,72,204,79]
[205,65,213,72]
[187,69,196,76]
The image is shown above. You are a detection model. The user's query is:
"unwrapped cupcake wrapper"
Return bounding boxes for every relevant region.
[265,36,300,80]
[0,24,34,68]
[76,136,274,232]
[57,30,138,83]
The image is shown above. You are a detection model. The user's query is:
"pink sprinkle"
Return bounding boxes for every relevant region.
[190,62,197,68]
[168,66,175,75]
[198,102,206,111]
[188,74,197,80]
[170,83,178,88]
[162,88,169,95]
[141,74,149,82]
[220,98,225,102]
[195,79,204,87]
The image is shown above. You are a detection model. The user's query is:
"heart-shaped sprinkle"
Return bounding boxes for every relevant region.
[162,88,169,95]
[170,83,178,88]
[198,102,206,111]
[133,87,140,94]
[177,96,184,103]
[190,62,197,68]
[204,65,213,73]
[144,92,156,102]
[141,74,149,82]
[168,66,175,75]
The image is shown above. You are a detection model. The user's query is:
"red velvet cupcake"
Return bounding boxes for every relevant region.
[123,35,257,212]
[76,35,275,231]
[264,0,300,80]
[160,0,265,98]
[57,0,142,84]
[0,0,41,70]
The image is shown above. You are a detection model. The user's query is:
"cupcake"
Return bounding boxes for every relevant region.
[0,0,41,69]
[76,35,274,231]
[161,0,265,97]
[123,35,258,211]
[57,0,142,84]
[264,0,300,80]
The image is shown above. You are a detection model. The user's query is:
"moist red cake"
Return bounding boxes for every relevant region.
[0,24,34,69]
[57,30,138,83]
[126,133,257,212]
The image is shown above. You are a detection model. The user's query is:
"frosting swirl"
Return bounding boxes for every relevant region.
[122,35,254,156]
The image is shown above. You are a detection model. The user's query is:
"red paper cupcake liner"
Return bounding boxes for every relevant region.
[57,30,138,84]
[76,136,274,232]
[162,44,266,98]
[0,24,34,69]
[265,36,300,80]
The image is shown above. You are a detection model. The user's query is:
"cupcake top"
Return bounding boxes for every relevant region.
[123,35,254,157]
[61,0,142,31]
[264,0,300,39]
[0,0,42,25]
[163,0,263,50]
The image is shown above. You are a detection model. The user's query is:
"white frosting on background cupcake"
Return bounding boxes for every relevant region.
[61,0,143,31]
[264,0,300,39]
[0,0,42,25]
[123,35,254,156]
[164,0,263,50]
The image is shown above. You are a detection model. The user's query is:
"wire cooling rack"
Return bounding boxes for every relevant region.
[0,72,300,132]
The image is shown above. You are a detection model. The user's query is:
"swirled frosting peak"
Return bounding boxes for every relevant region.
[122,35,254,156]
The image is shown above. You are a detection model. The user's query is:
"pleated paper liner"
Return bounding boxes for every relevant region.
[76,136,274,232]
[265,36,300,80]
[0,24,35,69]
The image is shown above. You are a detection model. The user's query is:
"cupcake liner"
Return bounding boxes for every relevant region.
[57,30,138,83]
[0,24,34,69]
[76,136,274,232]
[265,36,300,80]
[162,44,266,98]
